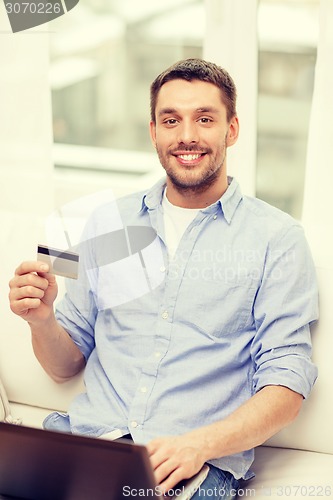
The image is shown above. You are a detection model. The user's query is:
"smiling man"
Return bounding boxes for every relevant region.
[150,67,239,209]
[9,59,318,499]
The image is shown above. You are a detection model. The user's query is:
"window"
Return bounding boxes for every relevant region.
[50,0,320,219]
[257,0,319,218]
[50,0,205,174]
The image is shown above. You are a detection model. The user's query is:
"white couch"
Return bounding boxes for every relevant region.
[1,209,333,498]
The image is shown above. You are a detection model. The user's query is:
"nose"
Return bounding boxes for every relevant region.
[177,119,199,145]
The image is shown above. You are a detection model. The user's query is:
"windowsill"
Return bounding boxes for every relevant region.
[53,142,159,175]
[53,143,163,206]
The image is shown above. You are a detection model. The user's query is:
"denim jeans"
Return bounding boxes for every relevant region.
[191,465,239,500]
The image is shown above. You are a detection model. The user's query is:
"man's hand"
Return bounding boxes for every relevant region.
[9,261,58,326]
[9,261,85,382]
[147,432,207,493]
[146,386,303,494]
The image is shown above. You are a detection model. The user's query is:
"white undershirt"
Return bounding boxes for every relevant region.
[162,189,200,259]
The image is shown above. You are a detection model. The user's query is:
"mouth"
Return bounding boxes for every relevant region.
[173,152,207,165]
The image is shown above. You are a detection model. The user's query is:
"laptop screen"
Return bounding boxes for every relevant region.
[0,422,158,499]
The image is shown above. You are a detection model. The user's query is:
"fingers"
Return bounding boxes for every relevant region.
[157,470,185,496]
[10,263,50,296]
[14,261,49,276]
[10,296,43,317]
[147,438,187,492]
[147,438,168,470]
[12,261,56,284]
[9,261,57,318]
[147,438,172,489]
[147,435,204,493]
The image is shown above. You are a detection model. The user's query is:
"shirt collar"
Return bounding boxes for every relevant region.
[140,176,243,224]
[216,176,243,224]
[140,177,167,212]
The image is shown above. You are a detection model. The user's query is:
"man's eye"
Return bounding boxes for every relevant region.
[164,119,177,125]
[198,117,212,123]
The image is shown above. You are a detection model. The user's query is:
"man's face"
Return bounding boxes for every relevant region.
[150,79,239,193]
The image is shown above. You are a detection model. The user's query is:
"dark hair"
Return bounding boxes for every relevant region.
[150,58,237,123]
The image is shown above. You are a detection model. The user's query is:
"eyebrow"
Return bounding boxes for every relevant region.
[195,107,220,114]
[158,106,220,117]
[158,107,177,117]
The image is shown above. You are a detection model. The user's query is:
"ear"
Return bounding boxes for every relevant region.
[149,120,157,149]
[226,116,239,147]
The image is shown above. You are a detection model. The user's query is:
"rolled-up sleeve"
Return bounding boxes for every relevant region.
[55,218,98,362]
[56,283,97,361]
[251,224,318,398]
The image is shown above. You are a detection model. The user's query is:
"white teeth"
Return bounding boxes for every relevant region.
[178,154,201,161]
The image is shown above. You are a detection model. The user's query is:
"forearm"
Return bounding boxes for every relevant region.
[148,385,303,492]
[30,314,85,383]
[191,385,303,462]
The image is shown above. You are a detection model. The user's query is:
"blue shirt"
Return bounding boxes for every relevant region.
[51,177,318,480]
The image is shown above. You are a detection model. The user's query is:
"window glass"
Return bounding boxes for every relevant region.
[50,0,204,155]
[257,0,319,218]
[50,0,320,220]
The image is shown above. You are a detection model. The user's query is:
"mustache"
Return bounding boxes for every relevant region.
[169,144,212,154]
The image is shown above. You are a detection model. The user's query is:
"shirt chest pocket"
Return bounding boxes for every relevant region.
[177,267,257,338]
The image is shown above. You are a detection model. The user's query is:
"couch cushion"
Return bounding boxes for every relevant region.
[9,402,52,429]
[244,446,333,498]
[0,377,10,422]
[264,266,333,455]
[0,210,85,413]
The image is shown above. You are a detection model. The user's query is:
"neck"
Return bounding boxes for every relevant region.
[166,177,229,209]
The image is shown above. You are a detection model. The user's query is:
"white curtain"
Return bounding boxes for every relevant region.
[302,0,333,268]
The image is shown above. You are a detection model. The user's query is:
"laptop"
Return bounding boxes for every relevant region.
[0,422,209,499]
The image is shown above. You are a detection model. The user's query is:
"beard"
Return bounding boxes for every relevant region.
[156,138,227,195]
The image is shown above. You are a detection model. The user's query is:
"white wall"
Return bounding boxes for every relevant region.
[0,10,53,387]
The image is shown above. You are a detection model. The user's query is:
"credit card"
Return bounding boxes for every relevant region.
[37,244,79,279]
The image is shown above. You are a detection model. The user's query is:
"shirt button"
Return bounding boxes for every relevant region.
[131,421,138,428]
[140,386,147,393]
[161,311,169,320]
[160,266,166,273]
[155,352,161,358]
[213,214,217,220]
